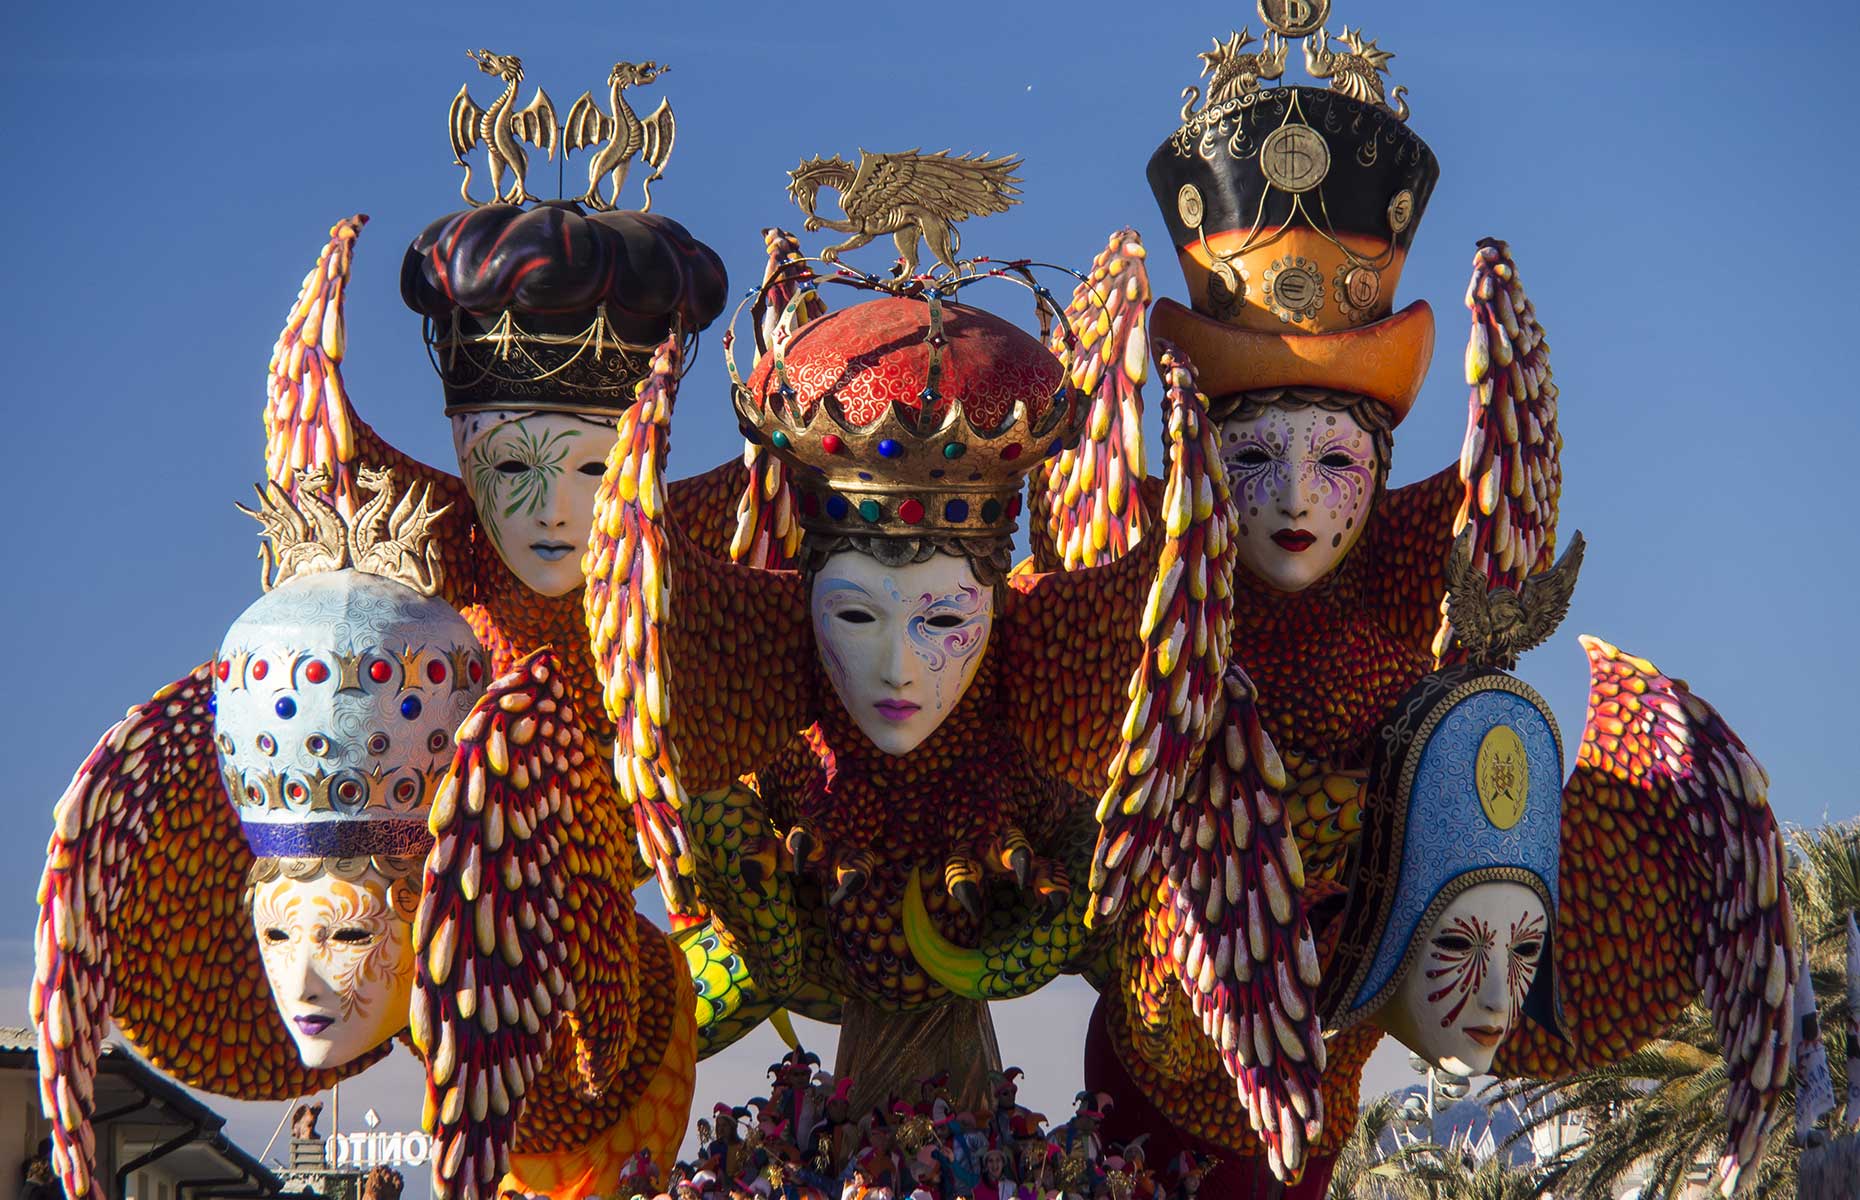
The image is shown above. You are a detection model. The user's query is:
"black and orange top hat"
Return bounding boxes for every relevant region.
[1146,3,1440,421]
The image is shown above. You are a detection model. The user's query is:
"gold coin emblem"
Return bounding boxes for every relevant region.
[1263,256,1324,323]
[1475,724,1530,830]
[1258,0,1330,39]
[1388,188,1415,233]
[1336,263,1380,314]
[1259,124,1330,193]
[1177,183,1205,229]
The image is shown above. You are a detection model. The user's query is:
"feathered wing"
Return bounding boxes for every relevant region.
[413,650,639,1200]
[1092,348,1324,1180]
[584,337,814,907]
[1030,229,1150,573]
[264,216,476,602]
[725,229,827,571]
[1493,637,1797,1195]
[1432,239,1561,664]
[33,666,366,1200]
[845,150,1021,226]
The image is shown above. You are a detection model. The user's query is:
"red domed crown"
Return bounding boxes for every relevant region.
[734,293,1083,539]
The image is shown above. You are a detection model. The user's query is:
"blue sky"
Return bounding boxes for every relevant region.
[4,0,1856,1174]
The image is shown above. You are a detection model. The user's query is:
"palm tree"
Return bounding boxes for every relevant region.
[1488,819,1858,1198]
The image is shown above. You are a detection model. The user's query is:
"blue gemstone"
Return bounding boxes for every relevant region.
[274,697,296,719]
[858,471,873,481]
[400,695,423,720]
[945,499,970,522]
[877,439,904,458]
[1047,438,1062,456]
[825,495,850,520]
[930,469,946,479]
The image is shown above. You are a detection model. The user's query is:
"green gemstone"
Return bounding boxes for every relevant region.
[981,499,1003,524]
[942,443,966,460]
[771,430,791,449]
[858,499,882,523]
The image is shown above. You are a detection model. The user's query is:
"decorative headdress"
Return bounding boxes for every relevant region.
[215,467,489,865]
[1316,663,1565,1032]
[1146,1,1440,418]
[730,280,1086,542]
[403,50,727,415]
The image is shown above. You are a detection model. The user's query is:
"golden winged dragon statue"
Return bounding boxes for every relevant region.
[563,61,676,213]
[448,49,558,206]
[786,149,1023,278]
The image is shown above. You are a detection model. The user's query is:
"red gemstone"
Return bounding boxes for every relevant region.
[898,498,925,524]
[251,659,268,681]
[821,434,845,454]
[468,659,484,684]
[800,491,821,517]
[368,660,393,683]
[304,660,329,684]
[215,660,230,682]
[1007,495,1023,518]
[427,660,447,685]
[1000,443,1023,461]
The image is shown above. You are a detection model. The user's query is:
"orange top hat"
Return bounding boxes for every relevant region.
[1146,8,1441,421]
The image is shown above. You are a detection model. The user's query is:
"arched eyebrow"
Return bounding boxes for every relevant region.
[815,577,874,600]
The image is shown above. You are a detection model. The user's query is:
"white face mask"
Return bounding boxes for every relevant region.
[809,550,994,757]
[253,869,414,1069]
[1377,881,1548,1076]
[453,411,613,597]
[1218,403,1380,592]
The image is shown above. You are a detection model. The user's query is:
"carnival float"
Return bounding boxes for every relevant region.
[30,3,1812,1198]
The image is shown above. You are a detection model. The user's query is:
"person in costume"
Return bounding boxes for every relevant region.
[900,3,1798,1191]
[31,457,700,1200]
[587,206,1270,1117]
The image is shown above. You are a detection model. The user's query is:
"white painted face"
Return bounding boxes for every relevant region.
[453,411,613,597]
[253,869,414,1069]
[1218,403,1380,592]
[1377,881,1548,1076]
[809,550,994,757]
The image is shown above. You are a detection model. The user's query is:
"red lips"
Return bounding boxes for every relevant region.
[1464,1025,1505,1048]
[1270,529,1317,552]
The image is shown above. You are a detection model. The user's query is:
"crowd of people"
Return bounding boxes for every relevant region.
[608,1048,1213,1200]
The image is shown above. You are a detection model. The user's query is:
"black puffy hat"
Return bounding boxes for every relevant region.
[402,201,727,414]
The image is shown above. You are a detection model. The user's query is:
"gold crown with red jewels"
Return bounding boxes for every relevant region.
[731,288,1086,540]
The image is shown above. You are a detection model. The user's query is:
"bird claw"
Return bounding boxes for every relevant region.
[829,849,877,906]
[783,822,824,873]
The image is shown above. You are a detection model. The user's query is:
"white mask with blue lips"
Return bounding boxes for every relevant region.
[1219,402,1381,592]
[452,410,615,597]
[809,550,994,757]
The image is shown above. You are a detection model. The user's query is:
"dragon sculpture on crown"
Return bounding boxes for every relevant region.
[590,165,1332,1164]
[896,4,1799,1195]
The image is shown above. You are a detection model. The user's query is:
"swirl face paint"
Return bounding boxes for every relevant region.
[1218,404,1380,592]
[809,551,994,756]
[1378,881,1547,1076]
[453,411,614,597]
[252,868,414,1068]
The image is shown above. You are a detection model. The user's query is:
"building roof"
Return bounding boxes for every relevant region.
[1,1025,305,1198]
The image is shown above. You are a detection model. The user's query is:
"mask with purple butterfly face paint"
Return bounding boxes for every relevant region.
[809,550,994,756]
[1218,403,1381,592]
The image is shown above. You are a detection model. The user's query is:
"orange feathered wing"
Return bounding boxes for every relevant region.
[585,337,813,906]
[264,216,476,599]
[724,228,828,570]
[1030,229,1151,573]
[1494,636,1797,1193]
[32,666,369,1200]
[1432,239,1561,663]
[412,650,627,1200]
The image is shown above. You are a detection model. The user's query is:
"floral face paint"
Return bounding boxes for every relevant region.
[809,550,993,756]
[453,411,613,597]
[252,868,414,1069]
[1218,403,1380,592]
[1378,881,1547,1076]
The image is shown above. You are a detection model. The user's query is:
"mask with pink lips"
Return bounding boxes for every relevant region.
[810,550,993,756]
